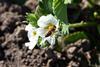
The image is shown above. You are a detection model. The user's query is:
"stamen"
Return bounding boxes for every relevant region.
[33,31,36,36]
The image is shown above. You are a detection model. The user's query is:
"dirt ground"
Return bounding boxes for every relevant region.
[0,0,100,67]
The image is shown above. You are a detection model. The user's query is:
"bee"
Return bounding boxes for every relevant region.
[45,26,56,37]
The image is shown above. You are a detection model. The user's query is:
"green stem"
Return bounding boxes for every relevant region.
[66,7,68,23]
[69,22,97,28]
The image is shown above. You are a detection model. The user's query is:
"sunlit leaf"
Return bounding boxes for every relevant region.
[53,0,68,23]
[64,0,72,4]
[64,0,81,5]
[26,13,38,27]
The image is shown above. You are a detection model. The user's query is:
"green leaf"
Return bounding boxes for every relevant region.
[37,36,42,44]
[63,32,88,44]
[64,0,81,5]
[37,36,50,48]
[53,0,68,23]
[64,0,72,4]
[39,41,50,48]
[35,0,53,17]
[40,0,53,13]
[55,32,88,52]
[88,0,100,6]
[26,13,38,27]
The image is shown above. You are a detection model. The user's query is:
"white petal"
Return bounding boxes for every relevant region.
[46,14,58,25]
[55,22,59,31]
[40,35,55,46]
[37,28,47,38]
[50,36,56,46]
[25,36,38,50]
[28,34,38,42]
[37,14,58,28]
[46,36,55,46]
[25,24,33,31]
[27,30,34,41]
[26,27,39,42]
[37,16,48,27]
[25,42,37,50]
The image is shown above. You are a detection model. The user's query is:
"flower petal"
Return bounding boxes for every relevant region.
[25,24,33,31]
[37,14,58,28]
[27,29,37,41]
[25,24,39,42]
[46,36,55,46]
[46,14,58,25]
[25,42,37,50]
[37,16,47,27]
[37,28,47,38]
[40,35,56,47]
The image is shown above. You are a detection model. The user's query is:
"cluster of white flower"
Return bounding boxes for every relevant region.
[25,14,59,50]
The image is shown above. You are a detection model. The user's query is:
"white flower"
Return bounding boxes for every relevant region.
[37,14,59,46]
[25,24,39,50]
[37,14,59,37]
[25,14,59,49]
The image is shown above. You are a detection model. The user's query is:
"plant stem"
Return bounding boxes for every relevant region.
[69,22,97,28]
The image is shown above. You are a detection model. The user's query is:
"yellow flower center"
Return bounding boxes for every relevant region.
[33,31,37,36]
[45,23,55,30]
